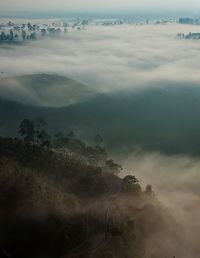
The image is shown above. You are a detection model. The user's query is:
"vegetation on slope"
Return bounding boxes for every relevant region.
[0,119,176,258]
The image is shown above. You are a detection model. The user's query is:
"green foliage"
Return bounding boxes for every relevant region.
[18,118,35,142]
[18,117,51,147]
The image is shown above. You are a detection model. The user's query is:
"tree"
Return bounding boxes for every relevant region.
[123,175,139,185]
[105,159,122,175]
[18,117,50,146]
[38,129,51,147]
[144,185,154,197]
[94,134,103,146]
[18,119,35,142]
[9,29,14,40]
[41,28,46,36]
[1,32,6,40]
[34,117,48,144]
[53,132,65,148]
[67,131,75,139]
[30,32,37,40]
[122,175,141,194]
[22,30,26,40]
[66,131,86,154]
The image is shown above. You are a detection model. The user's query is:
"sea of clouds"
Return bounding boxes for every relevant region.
[1,23,200,96]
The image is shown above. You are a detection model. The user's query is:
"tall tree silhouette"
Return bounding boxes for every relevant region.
[18,119,35,142]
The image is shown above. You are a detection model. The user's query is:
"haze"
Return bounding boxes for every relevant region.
[0,0,198,13]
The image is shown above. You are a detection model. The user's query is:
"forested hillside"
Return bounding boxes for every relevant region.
[0,134,174,258]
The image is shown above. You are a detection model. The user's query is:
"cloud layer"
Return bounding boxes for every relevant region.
[1,23,200,102]
[120,152,200,257]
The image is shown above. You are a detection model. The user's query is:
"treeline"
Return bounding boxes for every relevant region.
[0,117,154,198]
[18,117,123,174]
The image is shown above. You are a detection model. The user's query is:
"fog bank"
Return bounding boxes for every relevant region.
[1,24,200,106]
[121,152,200,257]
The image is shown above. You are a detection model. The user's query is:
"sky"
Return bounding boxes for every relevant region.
[0,0,198,14]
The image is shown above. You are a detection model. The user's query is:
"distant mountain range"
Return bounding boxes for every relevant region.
[1,74,200,155]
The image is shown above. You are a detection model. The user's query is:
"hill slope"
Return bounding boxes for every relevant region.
[0,74,96,107]
[0,137,170,258]
[1,84,200,155]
